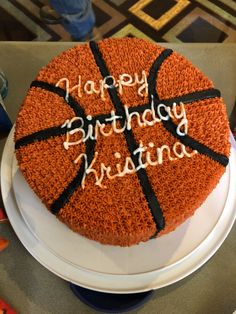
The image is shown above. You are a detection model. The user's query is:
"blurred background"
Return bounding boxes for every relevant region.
[0,0,235,42]
[0,0,235,134]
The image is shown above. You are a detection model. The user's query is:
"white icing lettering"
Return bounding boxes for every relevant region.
[124,105,145,130]
[57,71,197,190]
[62,99,190,151]
[137,71,148,97]
[105,110,126,134]
[157,104,169,121]
[76,141,198,189]
[133,142,148,170]
[56,71,149,101]
[56,78,70,102]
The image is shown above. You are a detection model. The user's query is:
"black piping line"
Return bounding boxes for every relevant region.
[89,40,166,234]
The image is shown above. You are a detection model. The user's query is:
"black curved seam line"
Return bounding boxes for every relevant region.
[30,80,85,118]
[89,40,165,234]
[51,139,96,215]
[15,118,90,149]
[162,119,228,166]
[161,88,221,106]
[148,49,173,101]
[30,81,95,215]
[15,80,109,149]
[147,53,228,167]
[15,126,68,149]
[15,81,220,149]
[130,88,221,114]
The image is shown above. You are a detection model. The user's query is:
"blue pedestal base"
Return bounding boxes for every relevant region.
[70,283,154,313]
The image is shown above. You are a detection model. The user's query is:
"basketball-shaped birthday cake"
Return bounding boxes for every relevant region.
[14,38,230,246]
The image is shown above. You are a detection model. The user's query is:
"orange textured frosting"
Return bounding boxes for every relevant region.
[14,38,230,246]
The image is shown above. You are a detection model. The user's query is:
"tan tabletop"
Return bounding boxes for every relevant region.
[0,42,236,314]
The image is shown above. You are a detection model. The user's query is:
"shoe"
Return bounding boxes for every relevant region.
[40,5,62,24]
[72,28,103,42]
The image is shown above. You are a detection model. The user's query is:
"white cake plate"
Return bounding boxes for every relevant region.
[11,152,230,275]
[1,128,236,293]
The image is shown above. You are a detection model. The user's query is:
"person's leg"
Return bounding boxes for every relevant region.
[49,0,95,40]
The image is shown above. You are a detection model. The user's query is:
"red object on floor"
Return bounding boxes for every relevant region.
[0,208,8,222]
[0,299,17,314]
[0,238,9,252]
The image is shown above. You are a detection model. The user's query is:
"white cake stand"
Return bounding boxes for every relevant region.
[1,128,236,293]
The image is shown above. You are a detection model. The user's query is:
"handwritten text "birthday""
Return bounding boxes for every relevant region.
[61,96,188,150]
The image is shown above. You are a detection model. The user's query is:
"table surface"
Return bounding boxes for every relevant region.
[0,42,236,314]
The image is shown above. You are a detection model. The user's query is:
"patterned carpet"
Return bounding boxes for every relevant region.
[0,0,235,42]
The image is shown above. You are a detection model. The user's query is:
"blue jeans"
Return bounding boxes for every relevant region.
[49,0,95,40]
